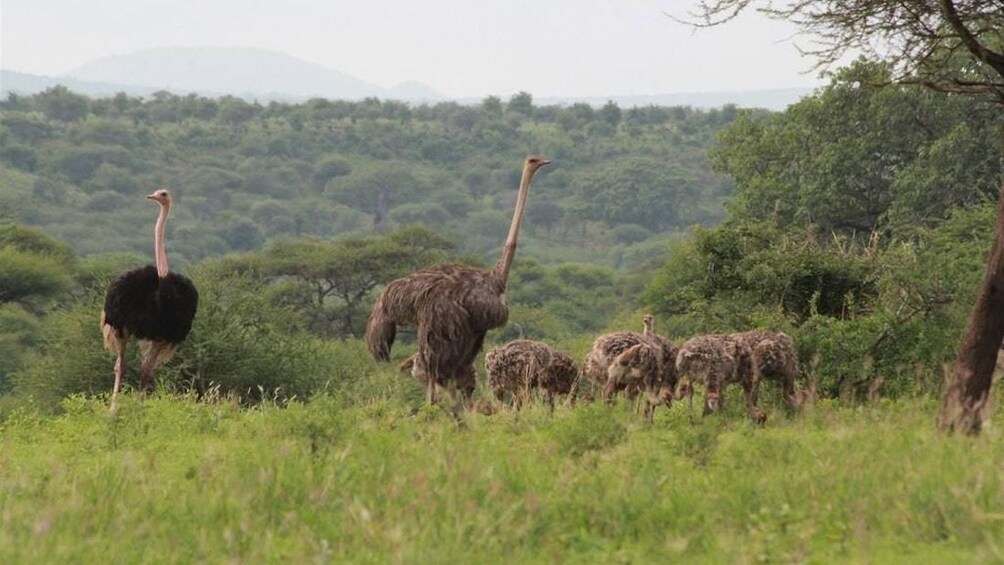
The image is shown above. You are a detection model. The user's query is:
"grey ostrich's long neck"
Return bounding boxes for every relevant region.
[154,204,170,278]
[493,162,535,288]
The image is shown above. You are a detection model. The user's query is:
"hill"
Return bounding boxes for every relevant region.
[4,46,811,109]
[62,46,443,102]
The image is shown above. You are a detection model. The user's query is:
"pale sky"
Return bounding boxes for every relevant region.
[1,0,823,98]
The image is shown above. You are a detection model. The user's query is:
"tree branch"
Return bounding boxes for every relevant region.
[939,0,1004,78]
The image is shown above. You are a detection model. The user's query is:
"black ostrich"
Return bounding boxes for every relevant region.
[101,189,198,403]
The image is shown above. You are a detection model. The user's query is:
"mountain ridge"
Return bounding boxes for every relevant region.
[2,47,813,109]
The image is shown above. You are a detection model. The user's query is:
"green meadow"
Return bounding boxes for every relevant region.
[2,372,1003,563]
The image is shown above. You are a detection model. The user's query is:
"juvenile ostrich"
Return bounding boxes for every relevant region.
[101,189,198,404]
[366,156,551,406]
[582,318,648,390]
[605,342,667,422]
[585,314,677,421]
[729,330,801,421]
[674,334,743,421]
[485,340,579,408]
[541,350,580,407]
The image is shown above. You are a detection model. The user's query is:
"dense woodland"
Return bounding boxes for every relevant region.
[0,59,1001,409]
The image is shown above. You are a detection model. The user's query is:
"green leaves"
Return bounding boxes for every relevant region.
[0,224,74,310]
[714,59,1002,237]
[574,157,700,232]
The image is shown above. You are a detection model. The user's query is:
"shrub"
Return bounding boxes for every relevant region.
[552,403,627,456]
[611,224,652,245]
[10,268,371,410]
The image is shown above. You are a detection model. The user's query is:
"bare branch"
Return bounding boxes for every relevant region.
[682,0,1004,102]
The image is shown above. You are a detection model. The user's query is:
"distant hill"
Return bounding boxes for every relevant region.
[63,46,444,102]
[1,46,813,109]
[1,69,157,98]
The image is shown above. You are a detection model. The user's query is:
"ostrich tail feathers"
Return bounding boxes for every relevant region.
[100,310,118,352]
[365,305,397,362]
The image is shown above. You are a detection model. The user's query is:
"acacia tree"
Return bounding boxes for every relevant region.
[688,0,1003,434]
[259,226,455,337]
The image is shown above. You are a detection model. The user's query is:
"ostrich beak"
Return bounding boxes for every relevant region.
[541,159,552,165]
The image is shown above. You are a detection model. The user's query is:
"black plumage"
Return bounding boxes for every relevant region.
[103,265,198,344]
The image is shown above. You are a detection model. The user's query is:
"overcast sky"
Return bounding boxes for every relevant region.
[2,0,823,97]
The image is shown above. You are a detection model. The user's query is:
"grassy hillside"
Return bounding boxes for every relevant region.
[2,382,1001,562]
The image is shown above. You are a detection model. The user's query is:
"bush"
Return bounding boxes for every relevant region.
[0,304,42,391]
[10,268,372,410]
[611,224,652,245]
[8,294,112,409]
[552,403,627,456]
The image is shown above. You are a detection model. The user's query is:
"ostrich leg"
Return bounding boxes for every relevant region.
[111,337,127,408]
[139,341,175,397]
[742,373,767,425]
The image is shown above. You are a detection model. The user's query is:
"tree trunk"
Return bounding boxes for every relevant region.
[938,180,1004,435]
[374,189,388,227]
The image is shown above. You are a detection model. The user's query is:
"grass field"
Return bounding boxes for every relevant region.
[2,373,1003,563]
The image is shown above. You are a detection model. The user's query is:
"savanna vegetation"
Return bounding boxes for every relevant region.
[4,391,1004,562]
[1,43,1002,561]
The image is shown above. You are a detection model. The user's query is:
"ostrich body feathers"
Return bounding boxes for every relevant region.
[103,265,199,344]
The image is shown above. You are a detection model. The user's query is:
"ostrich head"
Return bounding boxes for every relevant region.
[638,313,654,335]
[705,389,721,412]
[525,155,551,173]
[146,188,172,207]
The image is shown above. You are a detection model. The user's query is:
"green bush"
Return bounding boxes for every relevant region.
[551,403,627,456]
[8,294,112,409]
[10,268,374,410]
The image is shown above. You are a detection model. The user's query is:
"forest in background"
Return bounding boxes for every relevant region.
[0,85,736,268]
[0,58,1001,410]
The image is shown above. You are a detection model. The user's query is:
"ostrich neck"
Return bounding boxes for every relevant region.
[154,203,170,278]
[493,163,535,287]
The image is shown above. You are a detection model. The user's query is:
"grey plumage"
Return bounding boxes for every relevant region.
[485,339,579,408]
[585,314,677,421]
[676,330,800,424]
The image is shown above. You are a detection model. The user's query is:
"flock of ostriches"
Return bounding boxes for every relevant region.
[101,156,803,422]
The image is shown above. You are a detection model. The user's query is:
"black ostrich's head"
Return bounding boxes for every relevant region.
[146,188,171,206]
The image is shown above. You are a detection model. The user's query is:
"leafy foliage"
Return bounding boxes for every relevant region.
[0,224,74,310]
[713,60,1001,236]
[0,87,736,268]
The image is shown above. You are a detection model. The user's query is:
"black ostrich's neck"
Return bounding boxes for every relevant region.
[154,203,170,278]
[493,161,537,289]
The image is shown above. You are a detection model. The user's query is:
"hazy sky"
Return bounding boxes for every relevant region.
[2,0,823,97]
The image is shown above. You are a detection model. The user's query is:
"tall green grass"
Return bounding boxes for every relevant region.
[2,384,1003,562]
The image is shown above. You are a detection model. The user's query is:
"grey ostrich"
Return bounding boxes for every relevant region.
[676,331,800,424]
[582,316,649,391]
[485,339,579,409]
[365,156,551,407]
[585,314,677,421]
[674,334,743,421]
[729,330,801,422]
